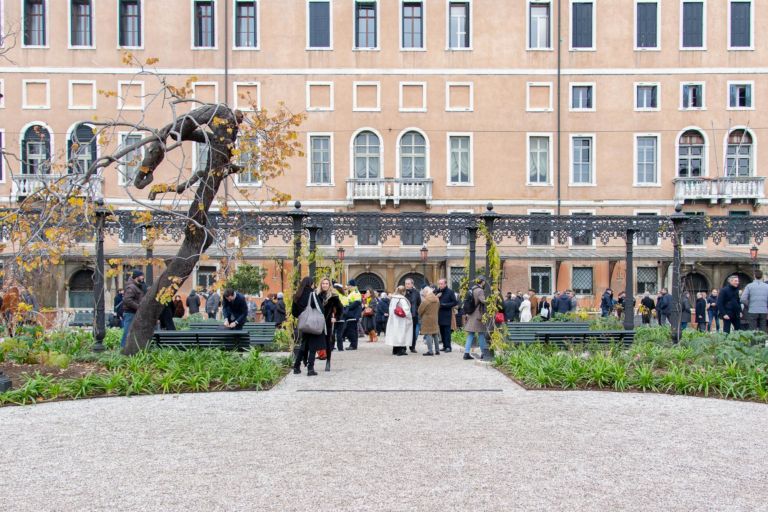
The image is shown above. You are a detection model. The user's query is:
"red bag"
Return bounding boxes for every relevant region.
[394,300,406,318]
[495,312,505,324]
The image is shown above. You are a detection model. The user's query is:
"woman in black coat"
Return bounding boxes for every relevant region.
[292,277,324,376]
[316,277,344,372]
[695,292,707,331]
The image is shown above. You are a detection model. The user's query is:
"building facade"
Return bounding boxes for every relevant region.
[0,0,765,308]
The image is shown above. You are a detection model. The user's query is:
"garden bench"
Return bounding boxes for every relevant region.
[152,330,251,350]
[69,310,94,327]
[505,322,590,344]
[189,322,277,347]
[539,330,636,348]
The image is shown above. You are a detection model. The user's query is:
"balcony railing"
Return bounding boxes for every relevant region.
[346,177,433,207]
[12,174,103,201]
[673,176,765,204]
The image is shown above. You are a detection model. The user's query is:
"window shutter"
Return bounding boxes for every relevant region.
[637,3,657,47]
[730,86,737,107]
[573,3,592,48]
[309,1,330,47]
[682,2,703,47]
[746,85,752,106]
[731,2,750,47]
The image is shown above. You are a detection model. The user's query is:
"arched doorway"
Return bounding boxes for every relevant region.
[722,272,753,291]
[398,272,427,289]
[354,272,385,292]
[69,269,95,308]
[683,272,709,296]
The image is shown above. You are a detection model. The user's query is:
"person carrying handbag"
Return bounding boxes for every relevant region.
[292,277,325,376]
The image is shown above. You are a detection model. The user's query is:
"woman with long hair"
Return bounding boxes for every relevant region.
[316,277,344,371]
[291,276,324,376]
[361,289,378,342]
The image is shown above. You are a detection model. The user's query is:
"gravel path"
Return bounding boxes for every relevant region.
[1,338,768,511]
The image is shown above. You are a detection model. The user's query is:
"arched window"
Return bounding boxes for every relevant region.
[353,131,380,179]
[22,124,51,175]
[683,272,709,297]
[726,129,753,177]
[399,131,426,179]
[678,130,705,177]
[69,268,95,309]
[354,272,385,293]
[69,123,97,174]
[398,272,427,289]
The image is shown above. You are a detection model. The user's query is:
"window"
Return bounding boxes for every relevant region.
[678,130,704,177]
[195,142,210,172]
[399,131,426,179]
[401,1,423,49]
[681,1,704,49]
[355,1,377,49]
[450,223,468,246]
[729,82,753,109]
[636,213,659,246]
[193,0,215,48]
[636,1,658,49]
[681,83,704,109]
[235,0,257,48]
[728,211,750,245]
[308,0,331,48]
[571,213,593,246]
[683,212,704,245]
[448,135,471,185]
[450,266,466,291]
[571,0,594,49]
[637,267,658,294]
[572,267,593,295]
[530,212,552,246]
[196,266,218,290]
[729,1,752,49]
[353,131,379,180]
[531,267,552,295]
[448,1,470,49]
[68,124,96,175]
[119,134,143,184]
[23,0,46,46]
[237,136,261,184]
[529,1,550,49]
[119,0,142,47]
[22,124,51,175]
[70,0,93,47]
[636,135,658,185]
[571,136,594,185]
[120,223,145,244]
[636,84,658,110]
[401,226,424,246]
[309,135,332,185]
[528,135,550,185]
[357,221,380,246]
[571,84,594,110]
[726,129,753,177]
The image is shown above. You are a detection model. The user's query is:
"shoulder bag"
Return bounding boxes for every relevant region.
[297,293,326,335]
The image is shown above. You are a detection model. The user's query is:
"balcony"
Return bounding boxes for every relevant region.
[346,178,433,207]
[13,174,103,201]
[673,176,765,205]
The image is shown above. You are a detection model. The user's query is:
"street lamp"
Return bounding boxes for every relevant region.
[751,245,759,277]
[92,199,109,353]
[420,245,429,286]
[337,247,345,284]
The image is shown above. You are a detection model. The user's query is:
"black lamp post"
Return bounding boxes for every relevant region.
[337,247,345,284]
[420,245,429,286]
[92,199,108,353]
[751,245,759,277]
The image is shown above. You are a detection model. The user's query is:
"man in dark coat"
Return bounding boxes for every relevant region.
[717,275,742,333]
[404,278,422,353]
[374,292,390,335]
[186,289,202,315]
[120,270,146,347]
[657,288,672,325]
[262,295,276,323]
[600,289,614,317]
[502,292,517,322]
[695,292,707,331]
[274,293,287,327]
[113,288,124,326]
[222,288,249,330]
[436,278,458,352]
[553,291,572,315]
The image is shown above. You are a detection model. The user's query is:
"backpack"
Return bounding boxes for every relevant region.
[462,286,478,316]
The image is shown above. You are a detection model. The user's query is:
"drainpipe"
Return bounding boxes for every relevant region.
[223,0,230,205]
[556,0,562,216]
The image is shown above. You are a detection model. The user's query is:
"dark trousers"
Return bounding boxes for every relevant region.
[334,321,346,351]
[439,324,452,350]
[207,312,216,319]
[723,315,741,334]
[344,320,359,349]
[293,342,316,371]
[748,313,767,332]
[410,319,419,349]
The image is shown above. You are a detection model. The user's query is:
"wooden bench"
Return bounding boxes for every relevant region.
[505,322,590,344]
[153,330,251,350]
[539,330,636,348]
[189,322,277,347]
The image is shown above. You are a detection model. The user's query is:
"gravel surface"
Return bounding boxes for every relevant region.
[1,338,768,511]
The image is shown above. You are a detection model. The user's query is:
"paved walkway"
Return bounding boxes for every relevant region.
[2,338,768,511]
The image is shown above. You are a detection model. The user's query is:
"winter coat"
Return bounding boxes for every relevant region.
[292,288,326,352]
[361,297,377,332]
[113,293,124,317]
[375,297,390,323]
[222,293,249,329]
[707,294,719,316]
[641,296,655,311]
[681,296,692,323]
[539,299,551,320]
[404,287,422,322]
[205,292,221,314]
[417,294,440,335]
[520,300,532,322]
[553,294,571,315]
[344,288,363,321]
[717,284,742,319]
[600,292,614,315]
[436,286,459,326]
[385,294,413,348]
[173,299,185,318]
[159,302,176,330]
[502,298,518,322]
[657,293,672,315]
[528,294,539,317]
[186,292,202,314]
[123,278,145,313]
[741,279,768,314]
[274,299,287,325]
[317,290,344,345]
[464,285,487,333]
[695,297,707,322]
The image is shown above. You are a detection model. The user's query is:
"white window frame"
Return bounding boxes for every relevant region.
[396,127,430,180]
[118,224,146,245]
[117,131,144,186]
[633,209,663,247]
[66,121,99,177]
[306,0,333,50]
[526,132,554,186]
[723,126,756,178]
[68,0,96,49]
[526,82,553,112]
[192,141,211,173]
[192,81,220,103]
[399,0,426,51]
[445,0,472,51]
[353,81,381,112]
[569,209,597,248]
[117,80,146,111]
[675,126,709,178]
[399,81,427,112]
[445,81,473,112]
[527,0,553,51]
[569,0,596,51]
[68,80,97,110]
[634,0,661,51]
[0,0,5,47]
[233,81,261,111]
[305,81,334,112]
[307,132,335,187]
[232,0,260,50]
[727,80,754,111]
[349,127,383,181]
[234,135,263,187]
[527,208,554,247]
[634,82,660,112]
[19,120,54,176]
[679,0,706,51]
[680,81,706,110]
[116,0,145,50]
[569,82,596,112]
[21,0,49,48]
[446,132,473,186]
[529,264,554,295]
[21,79,50,110]
[633,133,662,187]
[194,264,220,290]
[569,133,596,186]
[191,0,218,50]
[571,266,595,297]
[727,0,753,51]
[352,0,380,51]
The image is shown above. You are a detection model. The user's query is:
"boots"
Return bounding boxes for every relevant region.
[325,350,331,372]
[369,330,378,342]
